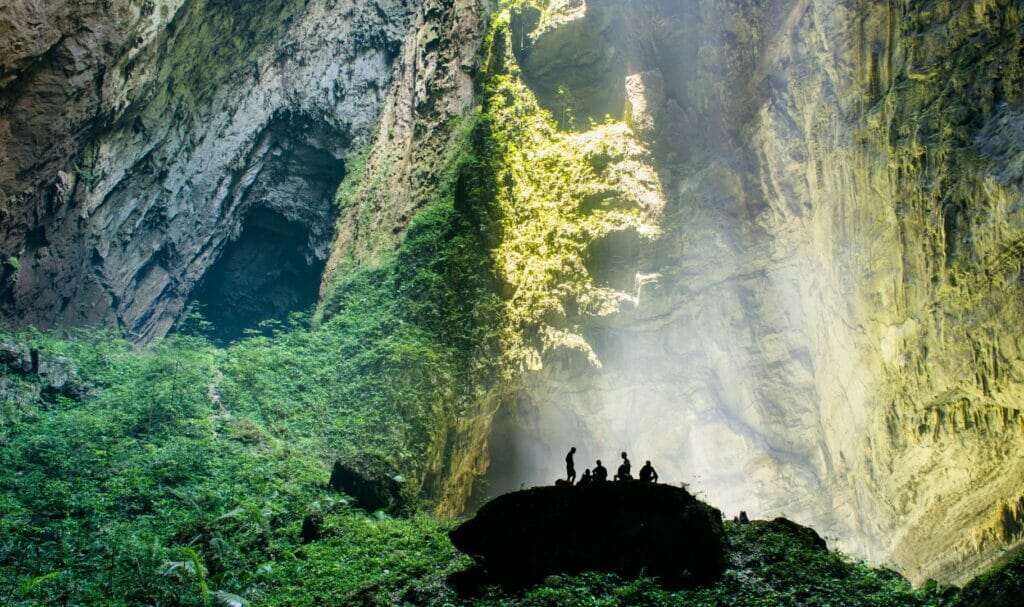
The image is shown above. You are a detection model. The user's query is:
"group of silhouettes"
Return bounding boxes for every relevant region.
[563,447,658,485]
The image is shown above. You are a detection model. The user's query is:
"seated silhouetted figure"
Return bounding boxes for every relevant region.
[565,447,577,485]
[578,468,593,485]
[638,460,658,483]
[593,460,608,482]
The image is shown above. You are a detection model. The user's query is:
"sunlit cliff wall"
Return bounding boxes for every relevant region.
[468,0,1024,585]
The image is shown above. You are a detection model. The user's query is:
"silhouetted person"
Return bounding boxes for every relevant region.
[593,460,608,482]
[614,451,632,481]
[639,460,658,483]
[578,468,593,485]
[739,511,750,525]
[565,447,577,484]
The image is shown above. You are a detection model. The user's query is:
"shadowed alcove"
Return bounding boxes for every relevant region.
[189,208,326,343]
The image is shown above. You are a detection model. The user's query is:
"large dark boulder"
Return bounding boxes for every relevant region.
[328,454,406,514]
[449,482,725,589]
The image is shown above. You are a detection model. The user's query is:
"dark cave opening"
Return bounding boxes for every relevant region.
[188,208,326,344]
[182,110,346,344]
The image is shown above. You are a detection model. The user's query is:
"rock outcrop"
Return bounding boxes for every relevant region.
[0,0,416,340]
[0,338,89,400]
[329,454,407,514]
[449,483,726,588]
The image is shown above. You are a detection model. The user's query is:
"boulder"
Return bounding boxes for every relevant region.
[328,454,406,514]
[449,482,725,589]
[36,353,89,400]
[0,338,33,373]
[756,517,828,551]
[0,339,89,401]
[301,512,323,543]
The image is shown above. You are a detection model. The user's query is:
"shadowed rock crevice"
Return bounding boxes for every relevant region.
[187,208,326,343]
[585,228,643,293]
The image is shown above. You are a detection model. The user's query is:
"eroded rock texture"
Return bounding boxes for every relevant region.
[1,0,415,340]
[3,0,1023,587]
[470,0,1024,585]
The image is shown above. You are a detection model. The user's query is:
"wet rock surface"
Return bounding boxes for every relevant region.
[449,483,726,589]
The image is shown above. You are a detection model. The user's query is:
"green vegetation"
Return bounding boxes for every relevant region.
[4,256,18,284]
[950,546,1024,607]
[0,199,500,604]
[1,60,507,603]
[0,1,1015,605]
[0,365,960,607]
[474,5,664,369]
[0,331,467,606]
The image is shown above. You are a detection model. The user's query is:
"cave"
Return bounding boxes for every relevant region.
[188,208,326,343]
[184,110,346,343]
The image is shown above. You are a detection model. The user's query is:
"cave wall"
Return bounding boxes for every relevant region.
[449,0,1024,585]
[0,0,415,340]
[3,0,1023,587]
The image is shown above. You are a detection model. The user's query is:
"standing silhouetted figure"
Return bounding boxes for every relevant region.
[614,451,632,481]
[639,460,658,483]
[565,447,577,484]
[593,460,608,482]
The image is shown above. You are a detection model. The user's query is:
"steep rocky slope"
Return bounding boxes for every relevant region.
[1,0,416,340]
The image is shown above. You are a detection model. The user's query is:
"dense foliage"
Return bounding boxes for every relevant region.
[0,350,961,606]
[0,113,505,604]
[950,547,1024,607]
[0,1,1016,605]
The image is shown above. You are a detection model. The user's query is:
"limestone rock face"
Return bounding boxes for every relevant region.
[322,0,488,280]
[0,0,416,340]
[472,0,1024,585]
[4,0,1024,588]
